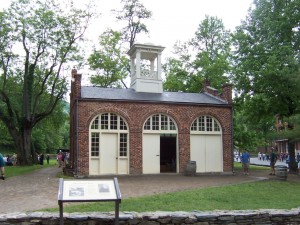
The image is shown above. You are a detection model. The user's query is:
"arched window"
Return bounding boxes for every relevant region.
[91,113,128,131]
[191,116,221,133]
[90,113,128,157]
[144,114,177,132]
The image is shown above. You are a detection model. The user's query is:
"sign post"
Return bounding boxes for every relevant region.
[58,177,121,225]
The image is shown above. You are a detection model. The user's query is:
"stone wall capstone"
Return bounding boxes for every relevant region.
[1,210,300,225]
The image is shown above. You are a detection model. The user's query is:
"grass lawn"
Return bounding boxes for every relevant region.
[4,159,58,177]
[234,161,270,171]
[6,161,300,212]
[48,180,300,213]
[44,163,300,213]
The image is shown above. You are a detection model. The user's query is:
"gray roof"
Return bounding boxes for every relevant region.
[81,86,228,105]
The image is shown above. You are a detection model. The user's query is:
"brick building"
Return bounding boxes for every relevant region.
[274,114,300,157]
[69,43,233,177]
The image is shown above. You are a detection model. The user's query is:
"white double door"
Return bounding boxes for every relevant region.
[190,134,223,173]
[90,133,128,175]
[142,134,222,174]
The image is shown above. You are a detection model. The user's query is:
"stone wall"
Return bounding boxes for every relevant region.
[1,210,300,225]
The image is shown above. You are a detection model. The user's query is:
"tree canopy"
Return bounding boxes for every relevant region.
[0,0,92,164]
[231,0,300,167]
[163,16,231,93]
[232,0,300,117]
[88,0,152,88]
[88,29,128,88]
[113,0,152,48]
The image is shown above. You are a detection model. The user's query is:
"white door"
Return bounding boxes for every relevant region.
[101,133,118,174]
[190,134,223,173]
[143,134,160,174]
[205,135,222,172]
[190,135,206,172]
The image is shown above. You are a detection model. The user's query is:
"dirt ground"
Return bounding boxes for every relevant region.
[0,166,299,214]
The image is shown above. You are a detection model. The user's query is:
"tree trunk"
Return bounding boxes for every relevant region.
[15,128,34,165]
[288,142,297,173]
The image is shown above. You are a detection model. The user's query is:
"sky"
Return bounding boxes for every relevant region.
[85,0,253,56]
[0,0,254,55]
[0,0,254,85]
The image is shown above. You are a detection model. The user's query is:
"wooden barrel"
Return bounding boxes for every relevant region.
[275,165,288,180]
[185,161,196,176]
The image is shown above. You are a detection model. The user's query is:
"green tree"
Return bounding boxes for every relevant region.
[0,99,69,156]
[190,15,231,89]
[89,0,152,88]
[231,0,300,171]
[0,122,14,152]
[162,57,191,92]
[113,0,152,48]
[233,96,275,152]
[32,100,70,154]
[163,16,231,93]
[88,29,128,88]
[232,0,300,115]
[0,0,91,165]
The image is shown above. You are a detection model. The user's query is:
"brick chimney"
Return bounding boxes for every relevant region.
[204,79,211,87]
[220,83,232,104]
[70,69,82,99]
[203,79,232,104]
[69,69,82,175]
[203,79,218,97]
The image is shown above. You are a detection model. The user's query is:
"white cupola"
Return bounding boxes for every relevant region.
[127,43,165,93]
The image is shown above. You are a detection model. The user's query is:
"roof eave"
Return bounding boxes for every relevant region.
[77,98,231,107]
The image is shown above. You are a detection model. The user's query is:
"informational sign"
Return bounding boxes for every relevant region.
[58,178,121,225]
[59,180,118,201]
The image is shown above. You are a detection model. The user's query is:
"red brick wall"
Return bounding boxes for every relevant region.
[69,69,82,173]
[70,100,233,176]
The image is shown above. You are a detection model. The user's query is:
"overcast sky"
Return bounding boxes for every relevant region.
[0,0,253,56]
[86,0,253,56]
[0,0,253,86]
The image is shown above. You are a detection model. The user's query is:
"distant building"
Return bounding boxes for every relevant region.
[275,114,300,155]
[69,43,233,176]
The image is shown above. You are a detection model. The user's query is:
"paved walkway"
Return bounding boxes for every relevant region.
[250,157,288,167]
[0,167,62,214]
[0,163,298,214]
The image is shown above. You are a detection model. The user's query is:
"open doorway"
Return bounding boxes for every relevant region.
[160,134,177,173]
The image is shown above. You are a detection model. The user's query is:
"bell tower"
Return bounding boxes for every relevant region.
[127,43,165,93]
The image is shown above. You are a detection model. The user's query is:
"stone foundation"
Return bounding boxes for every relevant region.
[1,210,300,225]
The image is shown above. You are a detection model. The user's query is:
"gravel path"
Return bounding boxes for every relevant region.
[1,166,292,214]
[0,167,61,213]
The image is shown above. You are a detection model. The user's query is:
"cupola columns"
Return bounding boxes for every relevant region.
[127,43,165,93]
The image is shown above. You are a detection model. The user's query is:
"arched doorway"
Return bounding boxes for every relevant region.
[190,115,223,173]
[89,113,129,175]
[142,114,178,174]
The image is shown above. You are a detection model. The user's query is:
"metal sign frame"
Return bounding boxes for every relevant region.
[58,177,121,225]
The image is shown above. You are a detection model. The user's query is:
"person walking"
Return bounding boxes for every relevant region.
[240,149,250,175]
[0,153,5,180]
[46,154,50,165]
[11,153,17,166]
[39,153,44,165]
[269,147,277,175]
[57,151,63,168]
